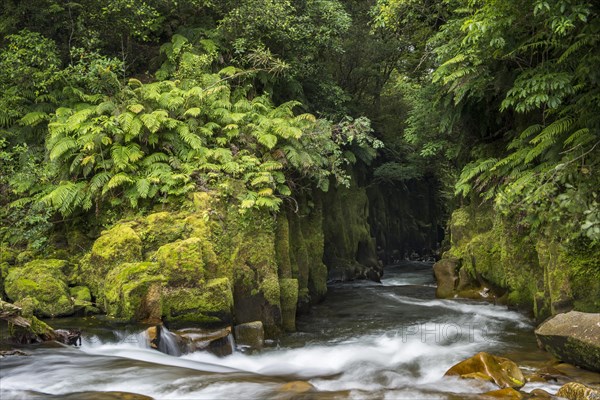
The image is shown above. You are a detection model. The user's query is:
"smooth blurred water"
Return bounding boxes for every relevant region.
[0,262,561,399]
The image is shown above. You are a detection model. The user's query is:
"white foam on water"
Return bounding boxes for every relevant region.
[381,292,532,328]
[0,267,545,399]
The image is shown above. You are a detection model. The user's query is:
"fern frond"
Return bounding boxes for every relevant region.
[102,173,134,194]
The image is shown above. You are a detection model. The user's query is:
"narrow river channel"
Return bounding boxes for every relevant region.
[1,262,563,399]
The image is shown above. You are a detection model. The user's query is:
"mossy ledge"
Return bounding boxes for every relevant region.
[437,205,600,321]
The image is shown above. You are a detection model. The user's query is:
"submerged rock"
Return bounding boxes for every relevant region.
[178,326,234,356]
[54,391,154,400]
[556,382,600,400]
[481,387,523,399]
[535,311,600,372]
[234,321,264,350]
[0,349,29,357]
[278,381,315,394]
[528,388,553,399]
[444,352,525,389]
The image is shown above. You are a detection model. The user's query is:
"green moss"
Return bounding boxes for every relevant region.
[29,315,54,336]
[15,296,37,317]
[0,245,16,265]
[162,277,233,327]
[69,285,91,302]
[4,259,74,317]
[309,262,328,300]
[0,262,9,299]
[104,262,165,321]
[563,239,600,313]
[274,214,292,278]
[83,224,143,304]
[279,278,298,332]
[140,212,185,251]
[451,209,471,228]
[260,276,281,306]
[155,237,219,285]
[91,224,142,268]
[15,250,35,265]
[189,191,214,212]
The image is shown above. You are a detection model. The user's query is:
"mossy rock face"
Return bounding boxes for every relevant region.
[444,352,525,389]
[70,286,92,303]
[90,224,142,271]
[308,262,327,303]
[104,262,165,321]
[0,262,10,299]
[279,278,298,332]
[155,237,219,286]
[140,212,185,251]
[69,286,98,314]
[162,277,233,328]
[4,259,74,317]
[564,239,600,313]
[233,263,282,337]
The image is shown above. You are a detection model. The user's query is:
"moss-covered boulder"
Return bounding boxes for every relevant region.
[140,212,185,251]
[104,262,165,321]
[155,237,219,285]
[69,286,98,315]
[162,277,233,327]
[84,224,143,301]
[91,224,142,268]
[4,259,74,317]
[444,352,525,389]
[535,311,600,372]
[234,321,264,350]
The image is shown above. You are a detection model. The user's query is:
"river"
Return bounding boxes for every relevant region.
[0,262,566,399]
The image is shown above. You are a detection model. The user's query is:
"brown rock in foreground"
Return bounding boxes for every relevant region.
[555,382,600,400]
[444,352,525,389]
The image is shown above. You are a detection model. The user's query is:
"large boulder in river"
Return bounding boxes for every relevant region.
[162,278,234,327]
[444,352,525,389]
[535,311,600,372]
[234,321,264,350]
[4,259,74,317]
[103,262,165,321]
[556,382,600,400]
[433,258,459,298]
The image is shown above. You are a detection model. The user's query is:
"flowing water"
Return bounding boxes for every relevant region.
[0,262,567,399]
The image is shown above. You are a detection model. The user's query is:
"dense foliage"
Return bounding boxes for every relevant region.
[0,2,381,248]
[1,0,598,251]
[376,0,600,242]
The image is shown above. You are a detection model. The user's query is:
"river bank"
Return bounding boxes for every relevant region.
[2,262,597,399]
